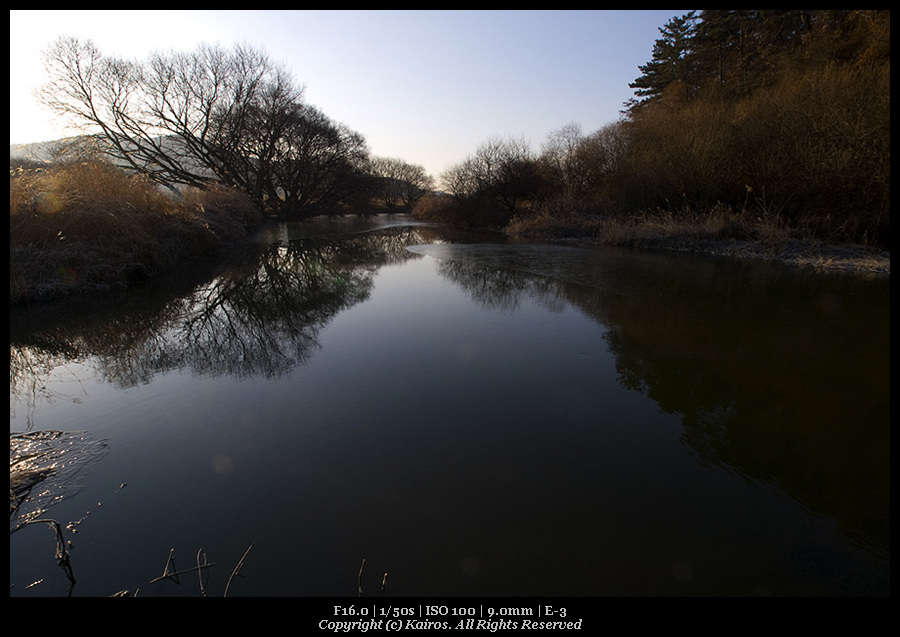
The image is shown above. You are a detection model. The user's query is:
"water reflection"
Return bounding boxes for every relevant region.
[10,220,890,594]
[407,242,890,559]
[10,225,441,394]
[10,429,108,529]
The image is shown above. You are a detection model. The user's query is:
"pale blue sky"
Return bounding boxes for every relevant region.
[10,10,687,178]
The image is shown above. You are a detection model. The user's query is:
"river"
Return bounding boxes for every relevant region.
[9,215,890,597]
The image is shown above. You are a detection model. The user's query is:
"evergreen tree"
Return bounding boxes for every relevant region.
[628,12,699,106]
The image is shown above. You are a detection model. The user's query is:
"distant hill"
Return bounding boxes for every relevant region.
[10,140,54,163]
[10,137,88,165]
[10,135,211,179]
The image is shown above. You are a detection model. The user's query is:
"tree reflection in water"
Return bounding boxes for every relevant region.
[10,225,439,395]
[10,221,890,593]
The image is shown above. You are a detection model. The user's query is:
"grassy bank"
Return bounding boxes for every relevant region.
[10,161,265,304]
[503,202,890,275]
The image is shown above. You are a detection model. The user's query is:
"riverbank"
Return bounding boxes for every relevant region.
[10,169,888,306]
[503,207,890,275]
[10,162,265,305]
[632,236,891,274]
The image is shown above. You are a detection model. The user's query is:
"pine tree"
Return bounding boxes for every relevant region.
[628,12,699,106]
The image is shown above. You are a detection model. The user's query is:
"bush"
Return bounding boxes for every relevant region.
[615,60,889,247]
[10,161,263,304]
[504,200,610,239]
[411,192,468,224]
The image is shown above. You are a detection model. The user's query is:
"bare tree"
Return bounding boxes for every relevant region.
[370,157,434,211]
[573,122,629,194]
[37,37,370,217]
[39,38,265,188]
[540,122,584,199]
[539,121,629,205]
[441,137,545,214]
[268,105,371,213]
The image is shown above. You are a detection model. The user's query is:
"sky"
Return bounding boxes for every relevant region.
[10,10,687,179]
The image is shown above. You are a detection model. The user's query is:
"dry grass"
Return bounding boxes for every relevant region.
[505,202,611,239]
[505,202,889,274]
[508,201,804,247]
[10,161,264,304]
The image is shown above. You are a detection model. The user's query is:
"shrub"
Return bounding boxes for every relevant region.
[10,161,263,304]
[411,192,460,224]
[614,59,889,247]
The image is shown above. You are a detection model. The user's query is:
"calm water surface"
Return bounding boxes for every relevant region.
[10,215,890,597]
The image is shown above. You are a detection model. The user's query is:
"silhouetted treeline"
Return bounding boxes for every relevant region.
[28,14,890,248]
[425,10,890,248]
[35,38,432,219]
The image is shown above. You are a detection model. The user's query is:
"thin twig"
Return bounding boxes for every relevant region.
[10,517,70,563]
[358,558,366,596]
[9,518,76,592]
[161,548,179,584]
[224,542,255,598]
[138,562,217,590]
[196,548,209,597]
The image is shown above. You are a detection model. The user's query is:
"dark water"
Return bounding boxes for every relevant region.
[9,215,890,597]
